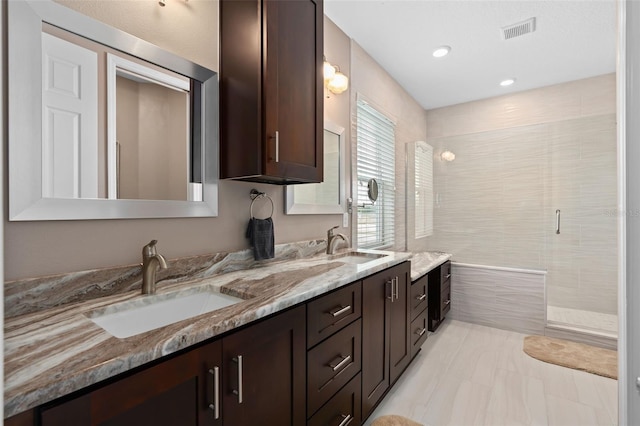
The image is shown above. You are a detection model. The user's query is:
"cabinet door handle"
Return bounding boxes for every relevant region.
[208,366,220,419]
[444,299,451,306]
[275,131,280,163]
[394,276,399,301]
[416,293,427,301]
[329,305,351,317]
[232,355,243,404]
[386,279,393,301]
[444,274,451,280]
[416,327,427,337]
[328,354,351,372]
[337,414,354,426]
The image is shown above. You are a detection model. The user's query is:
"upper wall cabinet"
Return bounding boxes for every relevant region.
[219,0,324,185]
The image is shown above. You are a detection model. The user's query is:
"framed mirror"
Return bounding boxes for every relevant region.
[8,0,218,220]
[284,122,346,214]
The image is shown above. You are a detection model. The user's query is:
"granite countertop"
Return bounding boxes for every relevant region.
[409,251,452,281]
[4,248,412,418]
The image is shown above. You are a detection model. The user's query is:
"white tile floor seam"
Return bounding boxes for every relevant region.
[364,319,618,426]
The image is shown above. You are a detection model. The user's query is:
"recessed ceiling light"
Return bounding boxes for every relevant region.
[432,46,451,58]
[500,78,516,87]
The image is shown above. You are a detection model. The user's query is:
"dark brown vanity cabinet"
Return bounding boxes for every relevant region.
[40,340,223,426]
[361,261,411,420]
[223,305,306,426]
[428,260,452,332]
[306,281,362,424]
[38,306,306,426]
[410,274,429,359]
[219,0,324,184]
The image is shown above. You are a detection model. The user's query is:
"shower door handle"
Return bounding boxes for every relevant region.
[556,209,561,234]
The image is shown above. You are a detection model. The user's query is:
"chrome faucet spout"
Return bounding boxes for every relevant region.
[141,240,168,295]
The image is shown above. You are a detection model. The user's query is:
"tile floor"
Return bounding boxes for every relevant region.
[365,319,618,426]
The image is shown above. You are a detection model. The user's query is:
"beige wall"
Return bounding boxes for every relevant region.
[4,5,350,280]
[349,41,428,251]
[422,74,618,315]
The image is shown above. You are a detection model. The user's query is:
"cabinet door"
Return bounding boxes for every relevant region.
[361,268,392,420]
[222,305,306,426]
[40,340,222,426]
[263,0,323,182]
[389,262,411,384]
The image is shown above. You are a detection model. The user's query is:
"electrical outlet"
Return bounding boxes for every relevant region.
[343,212,349,227]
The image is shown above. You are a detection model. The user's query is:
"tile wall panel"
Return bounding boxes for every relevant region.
[449,264,546,335]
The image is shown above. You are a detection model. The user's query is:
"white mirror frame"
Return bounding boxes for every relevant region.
[284,121,346,215]
[8,0,219,220]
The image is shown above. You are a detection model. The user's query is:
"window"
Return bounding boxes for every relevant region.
[356,99,395,249]
[414,141,433,238]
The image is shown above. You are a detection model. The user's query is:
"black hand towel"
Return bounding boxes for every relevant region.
[245,217,275,260]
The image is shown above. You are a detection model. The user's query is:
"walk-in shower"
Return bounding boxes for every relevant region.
[417,108,618,346]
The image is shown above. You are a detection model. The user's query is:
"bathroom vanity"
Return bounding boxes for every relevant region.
[4,248,451,425]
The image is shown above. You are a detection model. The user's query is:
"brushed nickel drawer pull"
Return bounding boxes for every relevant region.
[338,414,354,426]
[329,305,351,317]
[232,355,243,404]
[416,327,427,337]
[386,279,393,300]
[444,274,451,280]
[208,366,220,419]
[275,131,280,163]
[444,299,451,306]
[394,276,399,301]
[416,293,426,301]
[328,354,352,371]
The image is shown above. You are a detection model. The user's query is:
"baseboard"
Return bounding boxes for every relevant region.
[545,323,618,350]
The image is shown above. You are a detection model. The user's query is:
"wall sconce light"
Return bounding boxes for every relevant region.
[323,58,349,96]
[441,150,456,162]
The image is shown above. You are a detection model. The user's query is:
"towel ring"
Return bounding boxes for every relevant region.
[249,189,274,219]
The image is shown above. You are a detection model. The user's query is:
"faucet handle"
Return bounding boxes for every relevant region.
[143,240,159,257]
[328,225,339,237]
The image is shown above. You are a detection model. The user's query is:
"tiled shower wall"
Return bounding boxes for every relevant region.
[422,74,617,316]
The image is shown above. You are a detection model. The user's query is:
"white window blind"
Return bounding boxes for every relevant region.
[414,141,433,238]
[356,99,395,249]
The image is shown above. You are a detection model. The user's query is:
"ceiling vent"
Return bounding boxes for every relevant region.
[501,17,536,40]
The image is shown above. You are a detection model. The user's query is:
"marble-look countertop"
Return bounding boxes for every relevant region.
[4,249,411,418]
[409,251,452,281]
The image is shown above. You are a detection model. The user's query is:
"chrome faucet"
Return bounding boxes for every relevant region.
[141,240,168,295]
[327,226,349,255]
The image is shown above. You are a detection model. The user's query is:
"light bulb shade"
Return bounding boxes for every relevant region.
[323,61,336,81]
[327,72,349,94]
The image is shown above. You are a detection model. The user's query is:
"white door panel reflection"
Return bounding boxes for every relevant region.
[41,32,98,198]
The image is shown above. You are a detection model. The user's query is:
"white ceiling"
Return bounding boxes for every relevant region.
[324,0,617,110]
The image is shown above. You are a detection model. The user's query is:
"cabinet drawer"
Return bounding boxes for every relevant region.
[307,282,361,348]
[441,282,451,317]
[410,275,428,321]
[307,373,361,426]
[307,319,362,417]
[440,261,452,285]
[410,309,428,359]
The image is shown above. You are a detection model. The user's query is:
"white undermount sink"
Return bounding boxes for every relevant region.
[331,251,388,264]
[87,289,244,339]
